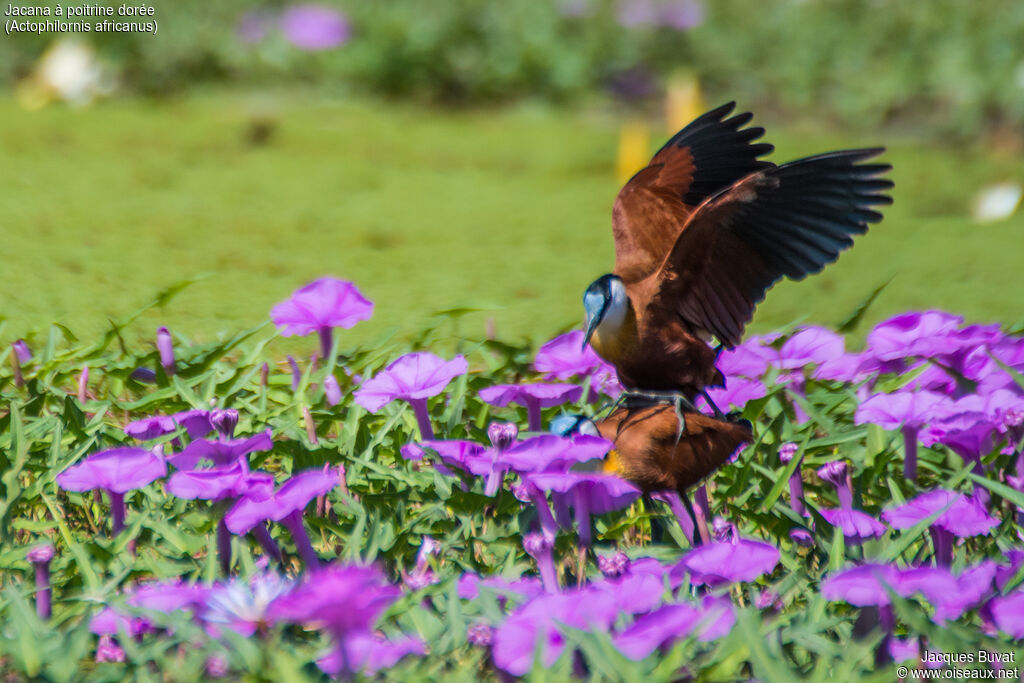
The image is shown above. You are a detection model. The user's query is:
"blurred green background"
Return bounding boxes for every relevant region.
[1,0,1023,351]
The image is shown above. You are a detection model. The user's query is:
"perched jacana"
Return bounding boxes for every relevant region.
[582,102,893,405]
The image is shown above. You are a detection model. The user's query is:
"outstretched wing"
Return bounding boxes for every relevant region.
[612,102,775,284]
[652,148,893,347]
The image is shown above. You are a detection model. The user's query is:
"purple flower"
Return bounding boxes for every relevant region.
[354,352,468,439]
[867,311,965,361]
[526,470,640,547]
[487,422,519,451]
[127,580,211,614]
[318,632,426,675]
[281,5,350,51]
[130,367,158,384]
[126,410,214,441]
[821,564,903,606]
[817,460,853,508]
[819,508,887,544]
[716,335,780,379]
[883,490,998,537]
[157,326,175,375]
[523,533,559,593]
[27,543,54,620]
[95,635,125,663]
[614,596,734,660]
[12,339,31,364]
[456,573,543,602]
[597,551,630,578]
[206,655,229,678]
[57,447,167,535]
[467,623,495,646]
[225,466,339,568]
[775,326,845,370]
[672,539,780,586]
[883,490,997,566]
[989,592,1024,638]
[270,564,401,677]
[124,415,178,440]
[789,528,814,546]
[480,383,583,432]
[324,374,342,406]
[166,461,274,503]
[167,431,273,470]
[271,278,373,359]
[176,409,215,438]
[701,377,767,413]
[210,409,239,440]
[855,390,952,480]
[815,460,886,544]
[500,433,612,474]
[269,564,398,631]
[491,591,620,676]
[533,330,621,397]
[404,434,607,499]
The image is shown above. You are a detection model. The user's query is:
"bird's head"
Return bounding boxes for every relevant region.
[550,414,600,438]
[582,274,628,352]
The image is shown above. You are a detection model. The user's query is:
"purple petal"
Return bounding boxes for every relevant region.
[271,278,372,336]
[281,5,350,51]
[57,447,166,493]
[166,463,274,502]
[882,490,998,537]
[124,415,178,440]
[479,383,583,409]
[167,431,273,470]
[174,409,214,439]
[674,540,780,585]
[702,377,767,412]
[822,564,903,606]
[525,471,641,514]
[820,508,887,542]
[268,564,399,636]
[775,326,845,370]
[319,633,426,674]
[500,434,612,474]
[867,311,964,361]
[854,390,952,430]
[990,592,1024,638]
[353,352,467,412]
[274,466,339,515]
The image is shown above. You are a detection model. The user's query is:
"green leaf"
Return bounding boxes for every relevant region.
[836,277,892,333]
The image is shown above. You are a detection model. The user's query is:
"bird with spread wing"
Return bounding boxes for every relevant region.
[582,102,893,411]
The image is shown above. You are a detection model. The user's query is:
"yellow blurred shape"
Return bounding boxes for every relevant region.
[15,78,51,111]
[665,71,705,133]
[617,119,650,185]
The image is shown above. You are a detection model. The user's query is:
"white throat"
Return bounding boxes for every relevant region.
[598,278,629,335]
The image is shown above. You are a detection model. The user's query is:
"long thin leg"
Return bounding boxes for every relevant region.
[701,390,726,419]
[677,490,703,547]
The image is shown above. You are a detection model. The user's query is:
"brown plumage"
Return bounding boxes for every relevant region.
[595,403,752,497]
[585,102,893,398]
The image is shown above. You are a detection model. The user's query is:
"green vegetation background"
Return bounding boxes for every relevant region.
[2,92,1022,351]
